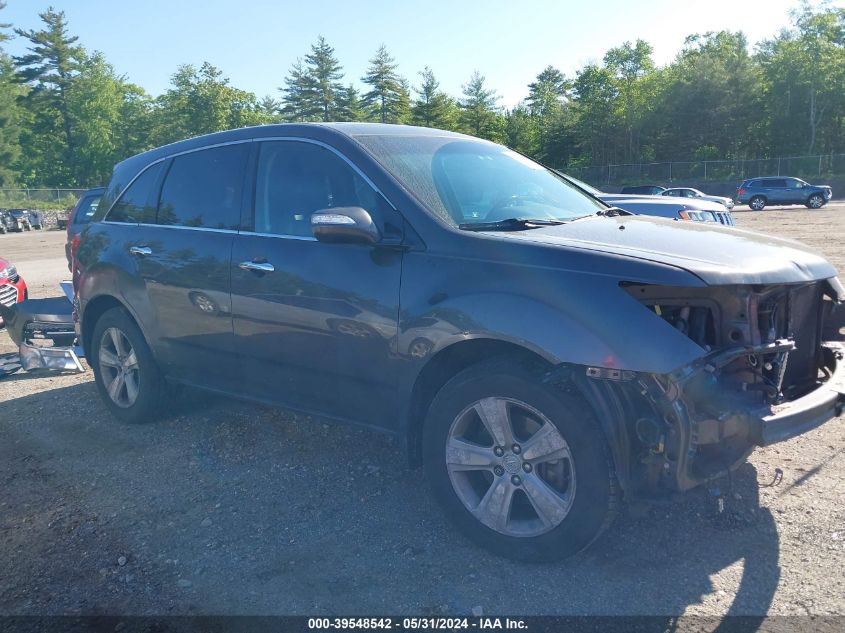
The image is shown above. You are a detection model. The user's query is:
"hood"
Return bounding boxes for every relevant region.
[496,214,836,285]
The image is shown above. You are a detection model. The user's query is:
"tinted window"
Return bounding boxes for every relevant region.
[253,141,385,237]
[157,144,249,229]
[762,178,787,188]
[73,193,102,225]
[107,163,164,223]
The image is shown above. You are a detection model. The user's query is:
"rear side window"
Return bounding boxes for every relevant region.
[156,144,249,229]
[107,163,165,223]
[73,193,102,225]
[761,178,787,188]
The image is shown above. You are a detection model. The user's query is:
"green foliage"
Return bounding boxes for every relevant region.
[411,67,458,129]
[526,66,569,162]
[0,2,22,186]
[335,84,366,122]
[3,1,845,188]
[361,45,410,124]
[458,71,502,141]
[279,36,345,122]
[154,62,262,144]
[14,7,84,184]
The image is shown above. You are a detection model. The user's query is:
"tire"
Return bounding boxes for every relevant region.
[422,357,618,561]
[90,306,164,423]
[749,196,766,211]
[807,194,825,209]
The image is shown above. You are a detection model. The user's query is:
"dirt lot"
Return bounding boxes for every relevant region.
[2,205,845,617]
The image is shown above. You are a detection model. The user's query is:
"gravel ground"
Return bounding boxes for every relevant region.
[1,205,845,617]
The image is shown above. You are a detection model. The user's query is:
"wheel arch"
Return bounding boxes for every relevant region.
[404,337,639,494]
[405,339,551,468]
[807,192,825,207]
[81,294,140,356]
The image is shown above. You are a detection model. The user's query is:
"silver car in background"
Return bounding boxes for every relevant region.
[661,187,735,210]
[560,173,735,226]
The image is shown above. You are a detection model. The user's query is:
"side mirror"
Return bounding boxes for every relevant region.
[311,207,381,245]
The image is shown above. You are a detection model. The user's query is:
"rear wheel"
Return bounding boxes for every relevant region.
[90,307,164,423]
[422,358,618,561]
[807,194,824,209]
[749,196,766,211]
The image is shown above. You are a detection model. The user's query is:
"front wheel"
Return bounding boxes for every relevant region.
[807,194,825,209]
[749,196,766,211]
[90,307,164,423]
[423,358,618,561]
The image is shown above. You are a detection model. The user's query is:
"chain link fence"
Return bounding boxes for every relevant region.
[565,154,845,187]
[0,188,88,210]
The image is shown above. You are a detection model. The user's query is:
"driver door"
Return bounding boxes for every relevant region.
[230,140,405,428]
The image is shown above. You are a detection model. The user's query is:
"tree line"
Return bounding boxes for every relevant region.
[0,2,843,188]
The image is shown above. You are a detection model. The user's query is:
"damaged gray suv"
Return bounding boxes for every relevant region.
[75,124,845,561]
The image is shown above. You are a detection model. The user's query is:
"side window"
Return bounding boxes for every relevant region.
[762,178,786,188]
[157,144,249,229]
[253,141,385,237]
[107,163,164,223]
[74,194,102,225]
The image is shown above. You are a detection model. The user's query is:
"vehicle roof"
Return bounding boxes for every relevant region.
[113,123,472,175]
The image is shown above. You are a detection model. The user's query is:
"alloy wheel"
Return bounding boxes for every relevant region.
[98,327,140,408]
[445,396,576,537]
[809,195,823,209]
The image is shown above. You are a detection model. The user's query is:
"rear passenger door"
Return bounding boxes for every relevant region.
[131,142,251,388]
[762,178,787,204]
[230,139,404,428]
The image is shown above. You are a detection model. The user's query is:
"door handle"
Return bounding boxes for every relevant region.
[129,246,152,256]
[239,260,275,273]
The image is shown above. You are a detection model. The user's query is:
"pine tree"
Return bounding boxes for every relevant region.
[257,95,281,121]
[361,45,409,124]
[335,84,365,121]
[280,58,316,122]
[411,67,458,130]
[0,1,22,185]
[458,71,502,140]
[304,36,344,121]
[14,7,84,184]
[526,66,569,162]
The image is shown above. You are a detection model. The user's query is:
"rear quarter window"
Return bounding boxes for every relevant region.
[106,162,165,223]
[73,194,102,225]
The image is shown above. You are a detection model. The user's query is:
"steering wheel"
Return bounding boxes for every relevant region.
[485,193,549,220]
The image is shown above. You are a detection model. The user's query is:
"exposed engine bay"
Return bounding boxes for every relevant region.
[573,279,845,495]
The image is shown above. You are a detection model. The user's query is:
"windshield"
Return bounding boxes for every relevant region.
[355,135,605,226]
[556,172,603,196]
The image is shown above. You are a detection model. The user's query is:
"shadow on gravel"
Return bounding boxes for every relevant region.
[0,381,780,623]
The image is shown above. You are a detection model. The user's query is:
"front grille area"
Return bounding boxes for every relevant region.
[713,211,734,226]
[0,283,19,307]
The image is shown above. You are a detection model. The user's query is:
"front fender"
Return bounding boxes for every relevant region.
[399,252,710,375]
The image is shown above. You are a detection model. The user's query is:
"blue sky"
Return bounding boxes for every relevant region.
[3,0,843,107]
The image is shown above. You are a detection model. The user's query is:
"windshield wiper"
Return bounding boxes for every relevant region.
[596,206,633,217]
[458,217,568,232]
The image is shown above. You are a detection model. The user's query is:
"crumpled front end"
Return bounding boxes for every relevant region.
[585,278,845,493]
